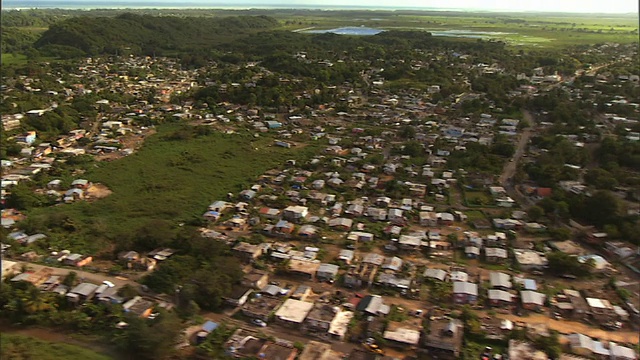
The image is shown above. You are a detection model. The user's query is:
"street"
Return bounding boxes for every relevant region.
[16,261,138,288]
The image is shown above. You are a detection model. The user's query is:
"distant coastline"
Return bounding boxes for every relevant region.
[1,1,637,15]
[0,1,469,11]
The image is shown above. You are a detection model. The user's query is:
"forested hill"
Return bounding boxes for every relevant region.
[34,13,279,57]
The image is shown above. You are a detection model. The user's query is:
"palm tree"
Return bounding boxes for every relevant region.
[21,287,51,314]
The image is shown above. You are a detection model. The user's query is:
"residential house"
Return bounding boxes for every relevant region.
[485,247,509,263]
[488,290,515,308]
[567,333,610,359]
[328,218,353,231]
[63,254,93,267]
[223,286,254,307]
[465,246,480,259]
[449,271,469,282]
[514,249,548,270]
[424,319,464,359]
[438,212,455,225]
[337,249,355,264]
[122,296,155,318]
[388,208,404,224]
[345,204,364,217]
[242,296,282,321]
[71,179,90,189]
[423,268,448,282]
[383,321,421,348]
[586,297,616,322]
[381,256,403,272]
[209,200,232,212]
[298,341,343,360]
[521,290,546,311]
[233,242,263,262]
[239,189,256,200]
[304,304,338,333]
[610,342,638,360]
[366,207,388,221]
[283,205,309,223]
[287,259,320,280]
[419,211,438,227]
[489,272,512,290]
[316,263,339,281]
[328,310,354,341]
[298,225,320,240]
[559,289,589,320]
[242,269,269,290]
[275,299,314,327]
[347,231,374,243]
[290,285,312,301]
[356,295,390,316]
[453,282,478,304]
[274,220,296,236]
[66,283,99,303]
[398,235,422,251]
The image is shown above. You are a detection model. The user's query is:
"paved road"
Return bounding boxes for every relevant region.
[498,109,537,207]
[498,109,535,186]
[15,260,138,288]
[496,313,639,344]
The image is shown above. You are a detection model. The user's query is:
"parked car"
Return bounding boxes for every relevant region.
[252,319,267,327]
[103,280,115,288]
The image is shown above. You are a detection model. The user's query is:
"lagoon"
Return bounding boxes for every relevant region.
[303,26,385,36]
[301,26,514,39]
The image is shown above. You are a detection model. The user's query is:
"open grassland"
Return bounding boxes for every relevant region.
[28,124,320,244]
[277,10,638,48]
[1,333,113,360]
[1,53,28,65]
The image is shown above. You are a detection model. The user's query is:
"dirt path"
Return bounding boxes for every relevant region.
[496,313,639,344]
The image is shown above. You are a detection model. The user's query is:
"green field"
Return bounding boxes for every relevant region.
[1,333,113,360]
[27,124,320,249]
[1,53,28,65]
[269,9,638,48]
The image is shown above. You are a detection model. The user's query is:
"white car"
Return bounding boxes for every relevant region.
[252,319,267,327]
[103,280,115,288]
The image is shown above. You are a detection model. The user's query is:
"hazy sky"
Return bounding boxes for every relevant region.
[281,0,638,13]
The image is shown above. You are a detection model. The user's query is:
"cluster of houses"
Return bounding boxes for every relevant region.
[1,38,638,359]
[3,260,162,319]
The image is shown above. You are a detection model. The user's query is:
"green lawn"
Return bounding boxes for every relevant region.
[27,124,320,248]
[464,210,486,221]
[1,333,113,360]
[1,53,28,66]
[464,191,492,206]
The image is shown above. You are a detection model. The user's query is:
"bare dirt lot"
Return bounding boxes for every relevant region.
[85,183,112,200]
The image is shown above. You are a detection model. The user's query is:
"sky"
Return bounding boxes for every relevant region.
[279,0,638,13]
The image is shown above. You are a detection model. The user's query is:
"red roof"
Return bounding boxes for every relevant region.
[536,188,552,197]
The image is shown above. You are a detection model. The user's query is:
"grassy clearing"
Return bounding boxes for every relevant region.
[1,333,113,360]
[464,191,492,205]
[464,210,486,222]
[28,124,320,245]
[275,11,638,48]
[1,53,28,65]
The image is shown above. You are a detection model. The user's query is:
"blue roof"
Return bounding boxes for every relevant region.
[523,279,537,291]
[202,321,218,333]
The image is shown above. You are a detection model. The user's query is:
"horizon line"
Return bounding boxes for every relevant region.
[1,3,638,15]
